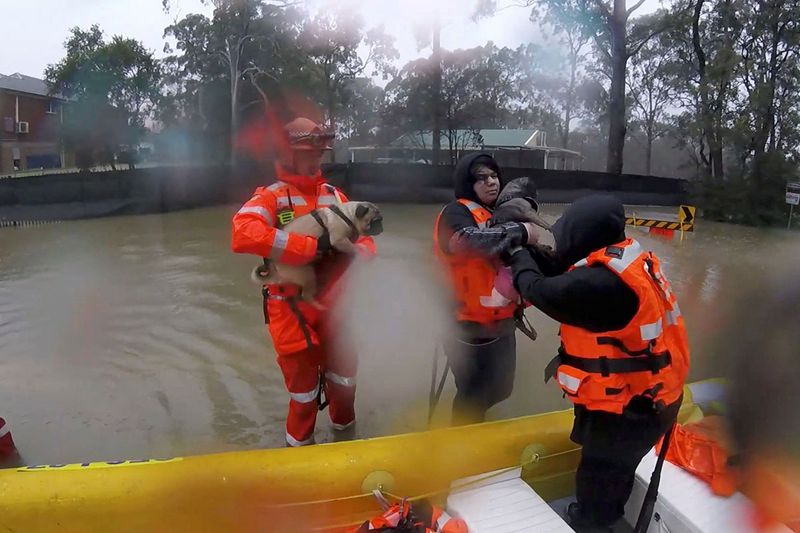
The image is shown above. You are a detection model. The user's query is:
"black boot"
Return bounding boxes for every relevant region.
[566,503,614,533]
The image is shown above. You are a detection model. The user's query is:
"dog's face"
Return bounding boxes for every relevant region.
[352,202,384,236]
[491,177,551,230]
[496,177,539,207]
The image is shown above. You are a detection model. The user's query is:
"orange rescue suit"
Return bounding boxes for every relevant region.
[231,165,376,355]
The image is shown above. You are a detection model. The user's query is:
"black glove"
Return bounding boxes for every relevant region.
[492,222,529,254]
[527,243,564,276]
[492,222,530,263]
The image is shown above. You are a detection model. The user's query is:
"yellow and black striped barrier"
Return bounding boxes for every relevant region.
[626,205,696,241]
[625,218,694,232]
[0,219,63,228]
[626,205,695,232]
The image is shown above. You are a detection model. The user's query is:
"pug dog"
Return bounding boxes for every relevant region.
[489,176,552,231]
[252,201,383,309]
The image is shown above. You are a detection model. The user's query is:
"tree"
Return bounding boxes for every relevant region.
[46,25,161,167]
[335,77,386,145]
[583,2,678,174]
[627,34,677,174]
[533,1,593,148]
[163,1,304,163]
[298,8,397,160]
[382,44,529,164]
[687,0,740,181]
[736,0,800,161]
[207,0,260,164]
[657,0,800,224]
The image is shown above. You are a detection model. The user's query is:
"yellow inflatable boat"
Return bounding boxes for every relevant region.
[0,380,722,533]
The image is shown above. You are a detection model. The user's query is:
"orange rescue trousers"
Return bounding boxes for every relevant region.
[278,341,357,447]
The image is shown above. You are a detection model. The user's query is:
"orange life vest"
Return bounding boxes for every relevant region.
[351,498,467,533]
[656,416,739,497]
[548,238,690,414]
[433,199,518,324]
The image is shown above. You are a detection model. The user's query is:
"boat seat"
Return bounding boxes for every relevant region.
[446,467,574,532]
[625,448,792,533]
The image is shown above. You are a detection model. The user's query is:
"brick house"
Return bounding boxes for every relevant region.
[0,72,72,174]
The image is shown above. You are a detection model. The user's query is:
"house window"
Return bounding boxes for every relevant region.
[46,100,57,114]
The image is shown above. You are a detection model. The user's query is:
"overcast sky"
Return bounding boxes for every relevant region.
[1,0,663,80]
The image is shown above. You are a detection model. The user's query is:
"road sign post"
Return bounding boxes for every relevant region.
[786,182,800,229]
[678,205,696,242]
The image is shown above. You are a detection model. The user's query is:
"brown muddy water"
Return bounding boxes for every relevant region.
[0,203,797,464]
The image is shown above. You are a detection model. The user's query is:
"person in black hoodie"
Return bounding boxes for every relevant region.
[505,194,689,532]
[434,153,540,425]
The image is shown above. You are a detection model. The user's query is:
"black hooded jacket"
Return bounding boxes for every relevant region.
[508,195,639,332]
[437,153,527,255]
[437,153,525,339]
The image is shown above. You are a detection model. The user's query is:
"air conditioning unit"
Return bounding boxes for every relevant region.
[17,121,30,134]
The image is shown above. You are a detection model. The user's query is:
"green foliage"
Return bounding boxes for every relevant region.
[45,25,161,167]
[697,152,799,226]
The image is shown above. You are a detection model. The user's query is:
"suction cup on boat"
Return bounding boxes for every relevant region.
[520,443,547,467]
[361,470,396,494]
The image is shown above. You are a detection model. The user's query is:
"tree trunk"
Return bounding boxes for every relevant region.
[706,102,724,179]
[326,74,337,163]
[431,19,442,166]
[230,76,239,164]
[754,20,781,159]
[692,0,724,180]
[448,129,455,166]
[228,42,240,166]
[563,53,576,149]
[606,7,628,175]
[646,129,653,176]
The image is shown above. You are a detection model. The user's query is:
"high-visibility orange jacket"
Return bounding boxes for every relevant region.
[231,165,376,355]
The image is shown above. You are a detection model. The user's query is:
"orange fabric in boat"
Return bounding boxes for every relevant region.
[656,416,739,497]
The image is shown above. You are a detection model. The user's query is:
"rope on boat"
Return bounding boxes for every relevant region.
[383,446,581,504]
[266,446,582,530]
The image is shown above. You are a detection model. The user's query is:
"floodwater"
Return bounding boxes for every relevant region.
[0,203,797,465]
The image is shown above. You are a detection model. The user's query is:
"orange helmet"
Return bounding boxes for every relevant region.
[284,117,334,151]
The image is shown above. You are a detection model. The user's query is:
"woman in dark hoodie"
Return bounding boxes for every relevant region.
[433,153,539,425]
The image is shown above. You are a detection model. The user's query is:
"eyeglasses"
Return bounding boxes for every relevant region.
[474,171,499,183]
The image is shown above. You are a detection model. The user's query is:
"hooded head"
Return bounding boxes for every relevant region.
[452,153,502,207]
[552,194,627,267]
